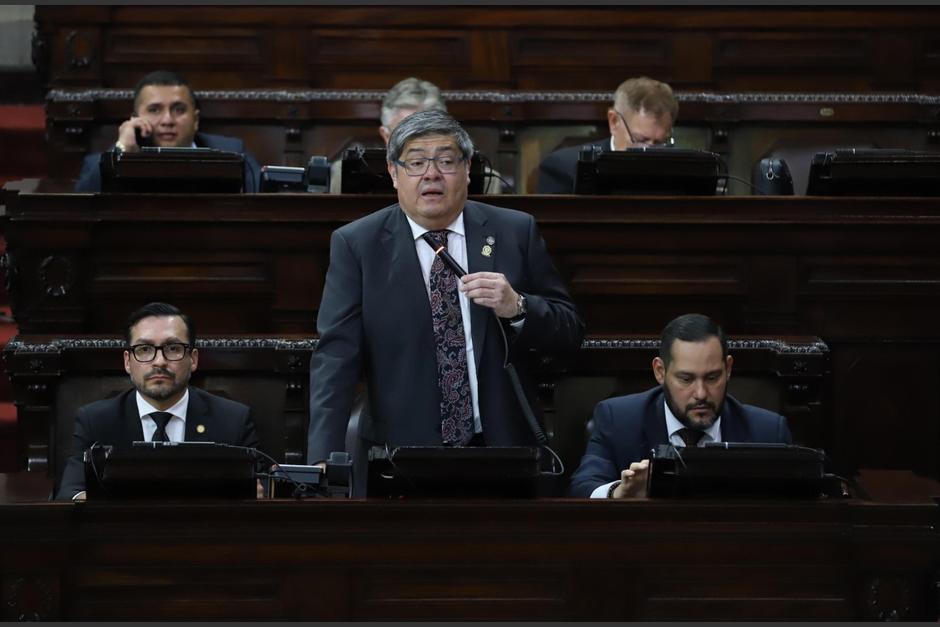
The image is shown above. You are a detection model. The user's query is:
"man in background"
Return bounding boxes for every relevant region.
[74,70,261,192]
[536,76,677,194]
[332,77,505,194]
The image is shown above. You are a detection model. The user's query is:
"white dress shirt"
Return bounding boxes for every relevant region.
[404,212,482,434]
[135,388,190,442]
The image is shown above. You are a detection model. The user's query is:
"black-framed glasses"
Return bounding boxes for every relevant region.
[614,109,675,147]
[394,155,466,176]
[128,343,191,362]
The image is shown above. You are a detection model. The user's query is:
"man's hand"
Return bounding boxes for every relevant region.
[612,459,650,499]
[459,271,520,318]
[116,116,153,152]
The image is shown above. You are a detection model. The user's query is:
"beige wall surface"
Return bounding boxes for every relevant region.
[0,5,34,68]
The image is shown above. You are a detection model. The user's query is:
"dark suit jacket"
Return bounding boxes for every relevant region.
[56,386,260,500]
[568,386,793,497]
[307,200,585,462]
[74,131,262,193]
[536,138,609,194]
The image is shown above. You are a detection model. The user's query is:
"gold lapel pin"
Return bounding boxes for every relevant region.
[196,424,206,434]
[482,236,495,257]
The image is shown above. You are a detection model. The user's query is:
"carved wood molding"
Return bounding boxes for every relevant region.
[46,88,940,106]
[4,336,825,355]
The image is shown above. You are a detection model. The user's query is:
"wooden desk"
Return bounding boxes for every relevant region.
[3,335,827,489]
[3,190,939,479]
[1,472,938,621]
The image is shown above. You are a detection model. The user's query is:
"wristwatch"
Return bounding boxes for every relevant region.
[510,293,527,322]
[607,480,621,499]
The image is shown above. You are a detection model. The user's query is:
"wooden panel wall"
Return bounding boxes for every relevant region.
[32,7,940,92]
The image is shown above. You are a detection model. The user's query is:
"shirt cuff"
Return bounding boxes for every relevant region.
[591,480,619,499]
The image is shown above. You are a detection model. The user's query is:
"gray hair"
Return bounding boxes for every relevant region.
[381,77,447,127]
[613,76,678,120]
[386,109,475,164]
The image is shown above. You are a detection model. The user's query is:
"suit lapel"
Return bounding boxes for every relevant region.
[382,206,435,333]
[643,392,670,455]
[184,387,212,442]
[719,396,751,442]
[122,390,145,443]
[463,202,493,373]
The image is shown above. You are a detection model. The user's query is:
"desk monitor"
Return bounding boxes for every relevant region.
[367,445,541,498]
[647,443,828,499]
[340,147,487,194]
[806,149,940,196]
[99,146,246,193]
[83,441,257,499]
[575,145,724,195]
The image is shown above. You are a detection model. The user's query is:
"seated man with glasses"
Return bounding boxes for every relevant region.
[56,302,260,501]
[536,76,677,194]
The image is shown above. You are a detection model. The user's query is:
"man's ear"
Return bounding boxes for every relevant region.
[124,351,132,375]
[725,354,733,378]
[387,161,398,189]
[607,108,619,136]
[190,347,199,373]
[193,108,200,132]
[379,125,391,145]
[652,356,666,385]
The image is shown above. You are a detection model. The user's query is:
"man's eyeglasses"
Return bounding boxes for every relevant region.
[614,110,675,148]
[128,343,191,362]
[394,155,466,176]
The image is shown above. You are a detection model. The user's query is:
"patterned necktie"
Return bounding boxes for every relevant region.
[150,411,173,443]
[425,229,474,446]
[676,427,705,448]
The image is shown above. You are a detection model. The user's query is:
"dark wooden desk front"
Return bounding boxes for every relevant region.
[1,484,938,621]
[3,191,940,479]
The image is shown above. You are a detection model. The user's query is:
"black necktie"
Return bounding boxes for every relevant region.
[150,411,173,442]
[676,427,705,448]
[425,229,474,446]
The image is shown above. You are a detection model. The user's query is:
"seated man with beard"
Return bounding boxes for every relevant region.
[56,302,259,501]
[568,313,793,499]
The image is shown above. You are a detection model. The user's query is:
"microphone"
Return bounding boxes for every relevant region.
[420,232,467,277]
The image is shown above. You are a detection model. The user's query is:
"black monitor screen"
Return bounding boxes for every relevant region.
[575,145,724,195]
[806,149,940,196]
[99,147,246,193]
[367,445,541,498]
[84,441,257,499]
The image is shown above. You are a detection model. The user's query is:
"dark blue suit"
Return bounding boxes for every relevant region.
[568,386,793,497]
[74,132,262,193]
[307,200,585,463]
[56,386,259,500]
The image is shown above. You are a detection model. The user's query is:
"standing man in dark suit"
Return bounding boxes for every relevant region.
[308,110,584,464]
[74,70,261,192]
[56,302,259,501]
[536,76,677,194]
[569,313,792,498]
